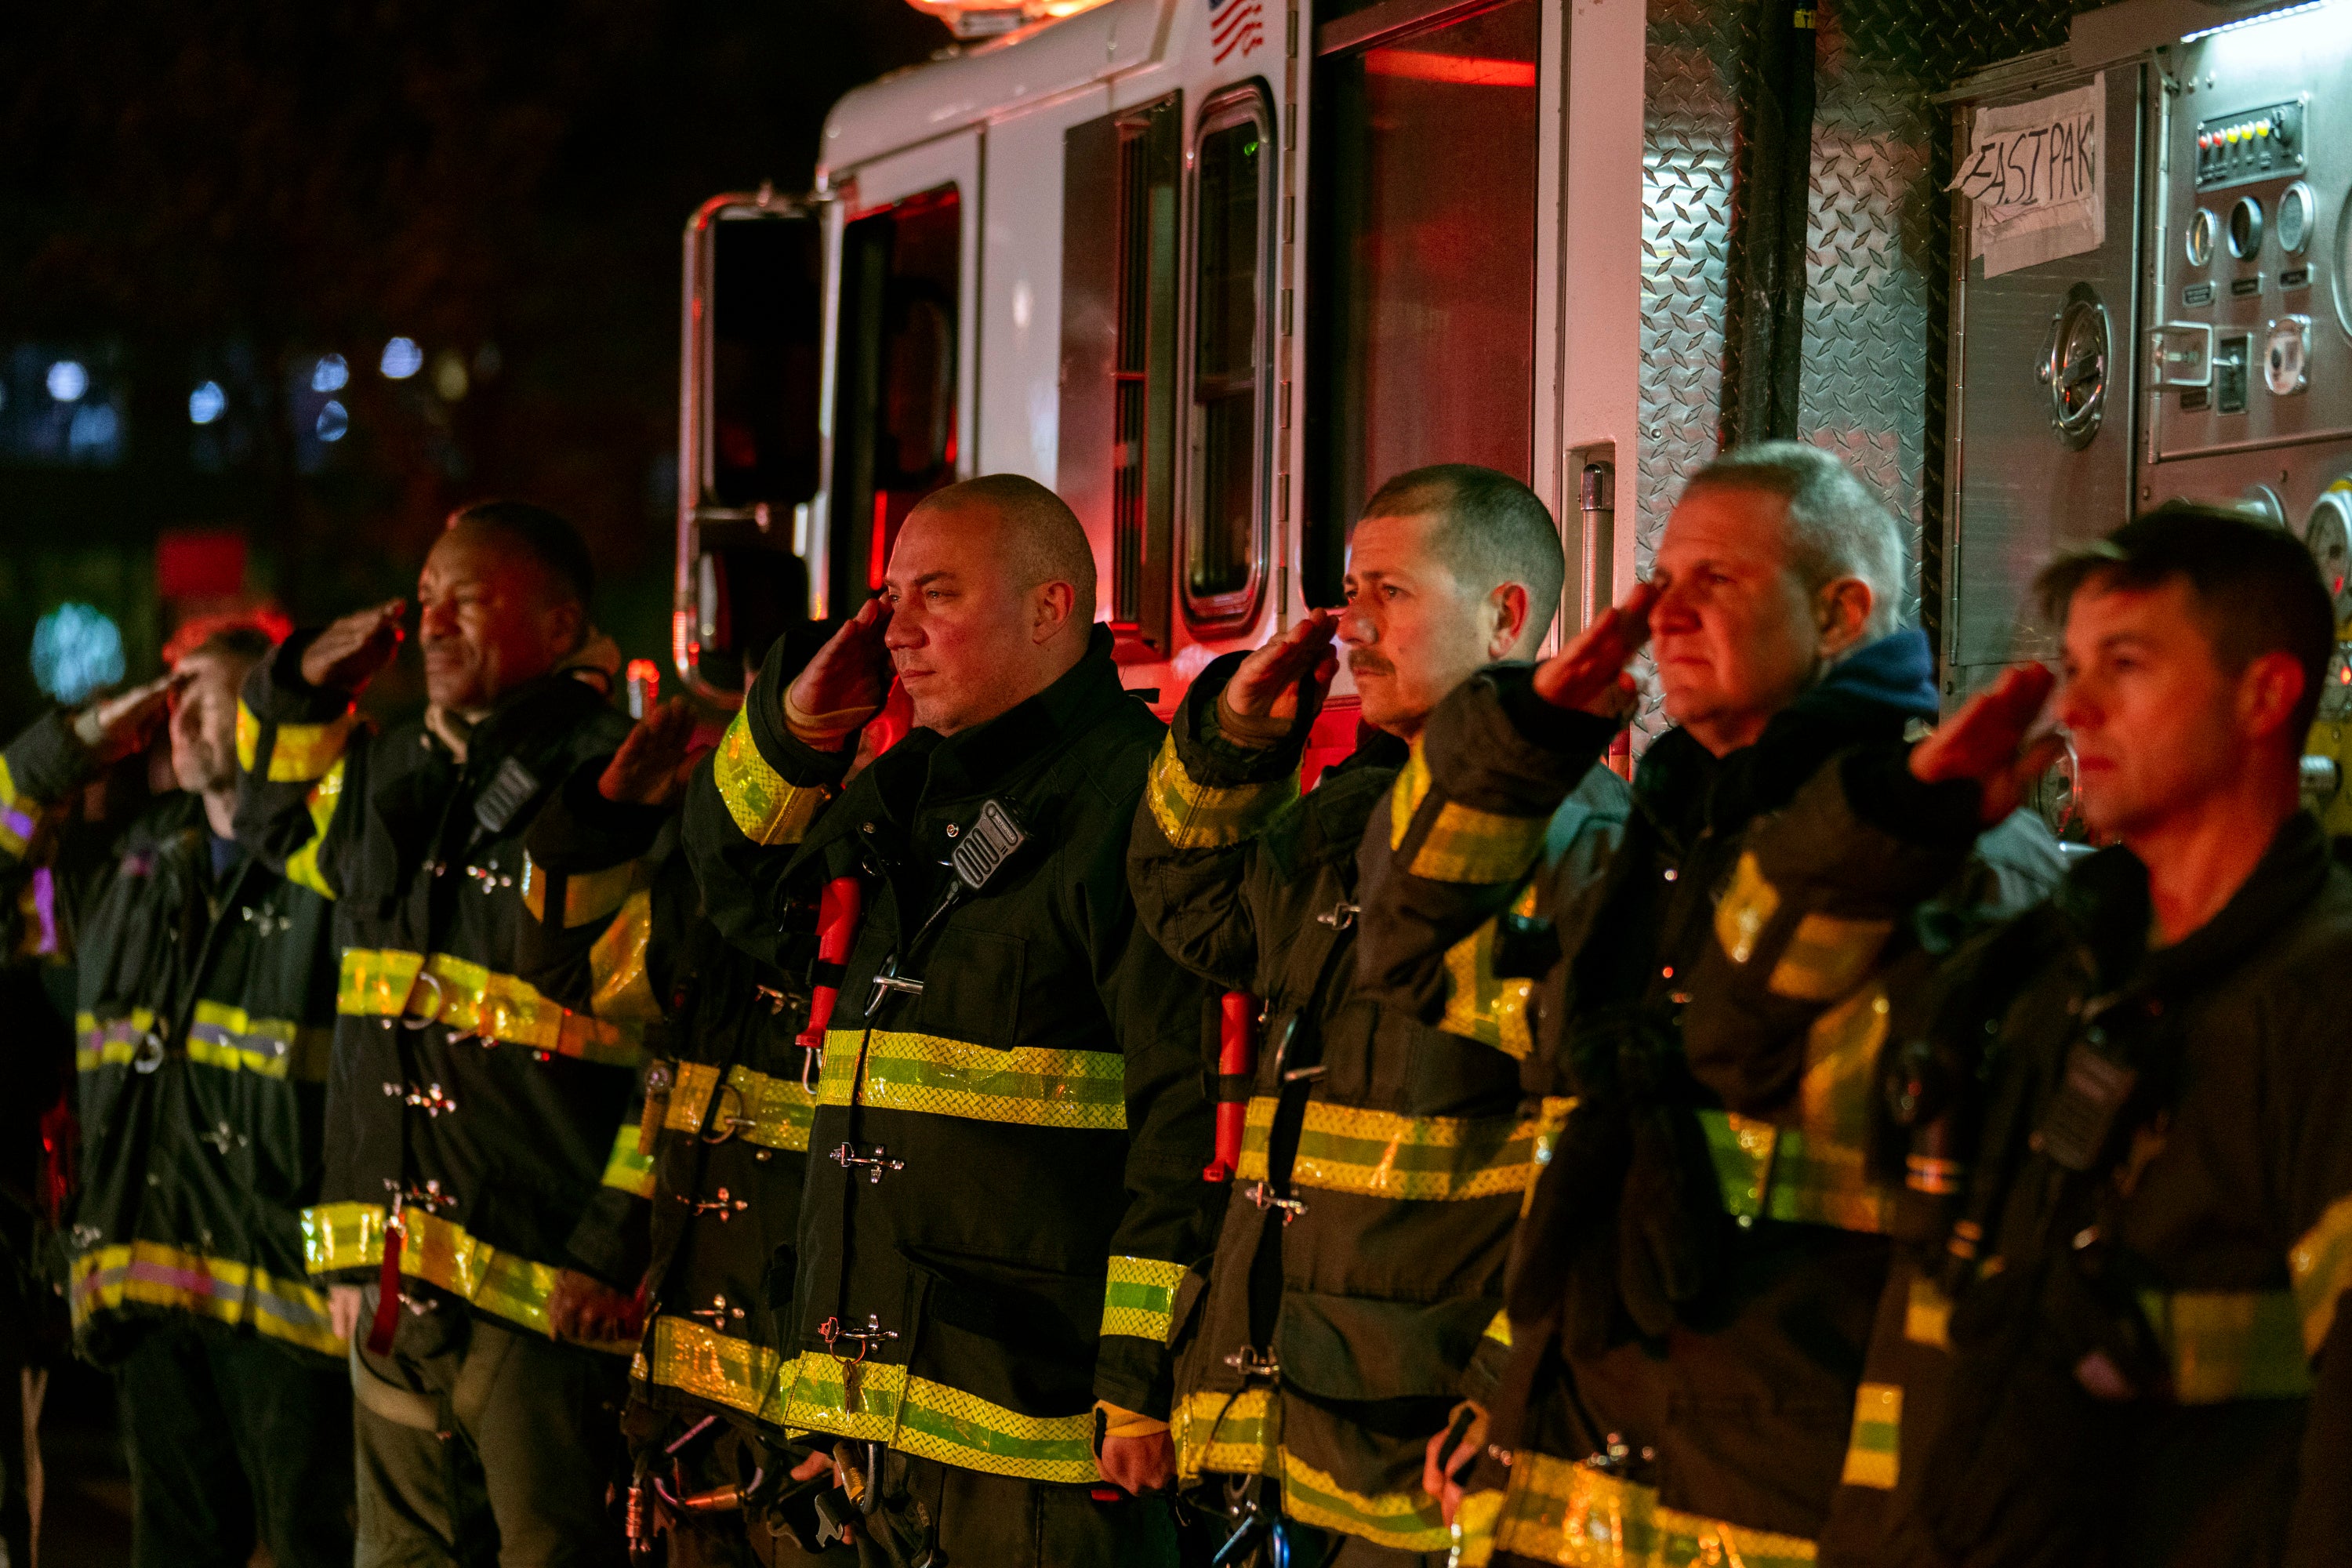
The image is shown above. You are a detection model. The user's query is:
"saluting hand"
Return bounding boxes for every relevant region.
[783,595,894,748]
[1531,579,1659,717]
[1909,662,2064,822]
[597,698,704,807]
[301,599,407,695]
[73,670,187,762]
[1222,608,1340,723]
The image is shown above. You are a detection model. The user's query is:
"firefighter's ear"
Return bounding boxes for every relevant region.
[1486,582,1534,661]
[1030,578,1080,645]
[1815,576,1875,661]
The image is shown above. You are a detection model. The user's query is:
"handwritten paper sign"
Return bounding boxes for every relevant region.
[1951,74,2105,278]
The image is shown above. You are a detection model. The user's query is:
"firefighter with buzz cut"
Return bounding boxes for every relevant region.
[1353,445,2063,1566]
[0,622,354,1568]
[682,474,1221,1568]
[236,500,654,1568]
[1128,464,1627,1566]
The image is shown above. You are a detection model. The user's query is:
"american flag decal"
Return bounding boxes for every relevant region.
[1210,0,1265,64]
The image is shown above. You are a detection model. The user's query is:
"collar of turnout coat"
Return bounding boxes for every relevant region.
[1633,627,1939,848]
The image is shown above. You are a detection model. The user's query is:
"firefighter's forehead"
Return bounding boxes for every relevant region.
[1345,512,1442,575]
[1657,484,1793,566]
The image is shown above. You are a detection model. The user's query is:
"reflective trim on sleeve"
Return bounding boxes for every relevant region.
[588,888,662,1024]
[1172,1386,1279,1481]
[1481,1308,1512,1348]
[1144,732,1299,851]
[1279,1448,1450,1554]
[713,704,830,847]
[1698,1109,1893,1235]
[818,1029,1127,1131]
[281,756,346,899]
[777,1352,1102,1483]
[2139,1289,2315,1402]
[71,1240,341,1359]
[520,851,638,930]
[1768,912,1894,1003]
[0,754,42,858]
[1100,1256,1186,1343]
[236,700,354,783]
[338,948,644,1067]
[667,1061,815,1153]
[601,1122,656,1200]
[1452,1487,1506,1568]
[1492,1450,1817,1567]
[297,1201,563,1337]
[1232,1097,1545,1202]
[1407,802,1548,885]
[2291,1192,2352,1358]
[1715,851,1779,967]
[644,1314,787,1419]
[1388,742,1432,849]
[1439,895,1538,1060]
[1839,1382,1902,1490]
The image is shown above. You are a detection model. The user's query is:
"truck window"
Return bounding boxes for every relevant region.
[1185,89,1272,627]
[1304,0,1541,605]
[833,186,960,613]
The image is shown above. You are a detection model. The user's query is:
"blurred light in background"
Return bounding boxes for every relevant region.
[433,349,469,402]
[311,353,350,393]
[380,337,423,379]
[189,381,227,425]
[315,401,349,442]
[32,603,126,703]
[45,361,87,401]
[67,405,121,459]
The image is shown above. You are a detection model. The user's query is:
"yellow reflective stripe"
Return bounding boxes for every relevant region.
[1796,985,1889,1151]
[2291,1192,2352,1358]
[1232,1096,1543,1201]
[1698,1109,1893,1235]
[1439,913,1535,1060]
[1172,1385,1279,1480]
[713,704,830,847]
[667,1060,815,1153]
[777,1352,1102,1483]
[281,756,345,899]
[1482,1308,1512,1348]
[70,1240,341,1358]
[1840,1382,1902,1490]
[76,1004,328,1081]
[0,754,42,858]
[819,1029,1126,1131]
[520,851,638,930]
[1904,1272,1952,1348]
[296,1201,561,1336]
[1715,851,1779,967]
[2138,1289,2315,1401]
[1493,1450,1817,1567]
[1409,801,1548,885]
[1453,1488,1506,1568]
[1101,1256,1186,1343]
[337,948,645,1067]
[236,699,353,782]
[644,1313,788,1419]
[77,1007,154,1070]
[1769,912,1894,1003]
[1144,732,1298,851]
[1388,741,1432,850]
[588,888,662,1024]
[601,1122,656,1200]
[1279,1448,1449,1553]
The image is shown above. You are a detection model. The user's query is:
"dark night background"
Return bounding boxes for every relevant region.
[0,0,950,735]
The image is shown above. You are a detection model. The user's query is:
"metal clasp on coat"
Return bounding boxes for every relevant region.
[1316,901,1359,931]
[830,1142,904,1185]
[817,1312,898,1362]
[1245,1182,1308,1223]
[383,1081,459,1117]
[398,969,446,1031]
[384,1176,457,1214]
[688,1294,746,1330]
[699,1082,747,1144]
[132,1029,167,1075]
[1221,1346,1280,1384]
[679,1185,750,1221]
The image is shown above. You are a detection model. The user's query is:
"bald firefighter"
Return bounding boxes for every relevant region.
[682,474,1220,1567]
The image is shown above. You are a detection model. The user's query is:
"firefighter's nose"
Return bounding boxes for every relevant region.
[1337,609,1377,646]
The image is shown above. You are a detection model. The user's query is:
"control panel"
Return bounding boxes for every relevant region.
[2194,100,2306,190]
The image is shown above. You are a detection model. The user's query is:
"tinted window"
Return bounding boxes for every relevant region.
[1187,96,1269,622]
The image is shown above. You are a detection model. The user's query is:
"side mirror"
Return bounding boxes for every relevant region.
[676,187,826,704]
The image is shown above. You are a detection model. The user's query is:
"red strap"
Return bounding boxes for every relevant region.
[366,1226,405,1356]
[795,876,866,1052]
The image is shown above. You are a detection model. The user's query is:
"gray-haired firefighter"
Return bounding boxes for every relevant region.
[1353,444,2063,1566]
[681,474,1221,1568]
[1730,505,2352,1567]
[0,622,354,1568]
[518,655,841,1566]
[1127,465,1627,1566]
[235,501,653,1568]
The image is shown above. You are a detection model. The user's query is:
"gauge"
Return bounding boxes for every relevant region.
[2241,483,2287,527]
[2337,186,2352,343]
[2042,284,2110,450]
[2278,181,2314,255]
[2266,316,2310,396]
[2228,196,2265,260]
[2187,207,2218,268]
[2306,484,2352,626]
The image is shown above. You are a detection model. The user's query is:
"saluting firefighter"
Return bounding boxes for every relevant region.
[236,503,654,1568]
[1740,504,2352,1567]
[1353,444,2063,1565]
[1129,464,1627,1565]
[0,623,354,1568]
[681,474,1221,1568]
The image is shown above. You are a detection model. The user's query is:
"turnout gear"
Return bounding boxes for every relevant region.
[682,626,1218,1561]
[1128,652,1626,1559]
[1755,761,2352,1568]
[1352,631,2063,1566]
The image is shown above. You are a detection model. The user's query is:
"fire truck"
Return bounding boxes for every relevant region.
[669,0,2352,808]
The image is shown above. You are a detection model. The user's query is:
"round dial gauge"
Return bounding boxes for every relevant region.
[2187,207,2218,268]
[2042,284,2110,450]
[2278,181,2314,255]
[2306,486,2352,626]
[2267,316,2311,397]
[2229,196,2265,260]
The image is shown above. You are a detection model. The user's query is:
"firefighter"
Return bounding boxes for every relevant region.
[235,501,652,1568]
[1127,464,1628,1565]
[1733,503,2352,1567]
[1353,443,2063,1565]
[681,474,1221,1568]
[0,623,354,1568]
